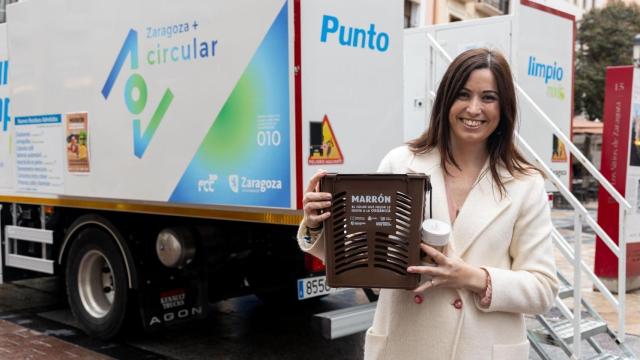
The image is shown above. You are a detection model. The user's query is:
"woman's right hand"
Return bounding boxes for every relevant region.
[302,171,333,228]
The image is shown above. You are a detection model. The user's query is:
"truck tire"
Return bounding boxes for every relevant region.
[65,227,131,339]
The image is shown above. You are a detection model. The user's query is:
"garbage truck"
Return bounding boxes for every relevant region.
[0,0,405,339]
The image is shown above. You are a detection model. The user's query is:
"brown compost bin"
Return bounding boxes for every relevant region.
[320,173,430,289]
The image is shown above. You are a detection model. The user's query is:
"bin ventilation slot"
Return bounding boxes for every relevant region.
[334,231,369,275]
[373,232,410,275]
[331,191,347,230]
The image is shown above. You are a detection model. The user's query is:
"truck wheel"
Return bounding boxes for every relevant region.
[65,228,130,339]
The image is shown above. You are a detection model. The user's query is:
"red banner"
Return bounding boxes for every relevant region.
[596,65,640,278]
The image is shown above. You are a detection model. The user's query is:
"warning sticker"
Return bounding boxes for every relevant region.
[551,135,567,162]
[308,115,344,165]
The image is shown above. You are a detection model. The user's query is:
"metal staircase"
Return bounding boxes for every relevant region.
[512,97,636,358]
[528,272,635,359]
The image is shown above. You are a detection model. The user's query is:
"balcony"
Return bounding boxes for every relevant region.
[475,0,508,16]
[0,0,19,23]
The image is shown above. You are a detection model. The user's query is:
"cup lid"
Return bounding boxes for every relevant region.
[421,219,450,246]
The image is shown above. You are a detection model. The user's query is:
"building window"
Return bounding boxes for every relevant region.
[404,1,412,28]
[404,0,420,28]
[0,0,19,24]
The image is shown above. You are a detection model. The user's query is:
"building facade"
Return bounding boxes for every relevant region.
[404,0,509,27]
[403,0,632,27]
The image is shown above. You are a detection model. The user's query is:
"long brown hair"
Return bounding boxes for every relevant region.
[408,48,539,193]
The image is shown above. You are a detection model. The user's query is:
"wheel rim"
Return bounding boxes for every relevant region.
[77,249,116,319]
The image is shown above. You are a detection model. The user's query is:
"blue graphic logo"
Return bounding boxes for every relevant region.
[102,30,174,158]
[0,60,7,86]
[0,60,9,132]
[527,56,564,84]
[527,56,566,100]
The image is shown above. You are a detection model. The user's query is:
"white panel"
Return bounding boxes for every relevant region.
[403,9,573,193]
[433,17,512,77]
[403,29,429,142]
[0,24,12,190]
[515,3,574,191]
[625,68,640,244]
[301,0,404,181]
[403,17,513,140]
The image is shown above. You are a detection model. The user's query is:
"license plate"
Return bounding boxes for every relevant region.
[297,275,343,300]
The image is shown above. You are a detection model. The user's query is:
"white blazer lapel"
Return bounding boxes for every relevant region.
[452,167,513,258]
[405,150,515,258]
[407,150,450,226]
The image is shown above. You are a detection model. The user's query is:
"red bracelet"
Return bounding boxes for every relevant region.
[479,268,492,307]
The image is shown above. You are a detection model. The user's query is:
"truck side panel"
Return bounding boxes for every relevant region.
[300,0,405,185]
[0,24,11,191]
[6,0,296,209]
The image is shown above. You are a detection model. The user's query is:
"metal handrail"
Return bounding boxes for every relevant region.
[425,33,629,352]
[517,135,589,357]
[517,134,620,257]
[573,212,582,357]
[552,229,620,307]
[514,87,628,350]
[426,33,631,210]
[515,86,631,210]
[516,103,627,351]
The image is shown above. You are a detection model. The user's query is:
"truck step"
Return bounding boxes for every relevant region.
[531,318,607,345]
[557,285,574,299]
[312,302,376,340]
[585,353,628,360]
[3,226,54,276]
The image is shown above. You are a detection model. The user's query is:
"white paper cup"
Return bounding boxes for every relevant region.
[421,219,450,265]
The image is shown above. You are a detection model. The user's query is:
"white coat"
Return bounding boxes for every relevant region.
[298,146,559,360]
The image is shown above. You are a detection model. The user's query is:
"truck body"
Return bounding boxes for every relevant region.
[0,0,404,338]
[0,0,575,341]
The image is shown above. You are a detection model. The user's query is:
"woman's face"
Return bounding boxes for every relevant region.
[448,68,500,147]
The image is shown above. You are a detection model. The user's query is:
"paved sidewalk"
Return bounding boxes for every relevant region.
[0,319,112,360]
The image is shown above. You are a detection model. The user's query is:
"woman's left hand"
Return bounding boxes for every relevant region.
[407,243,486,294]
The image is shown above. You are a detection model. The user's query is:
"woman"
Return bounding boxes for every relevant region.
[298,48,558,360]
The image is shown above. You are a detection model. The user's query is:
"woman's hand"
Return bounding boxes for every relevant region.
[407,244,486,294]
[302,171,332,228]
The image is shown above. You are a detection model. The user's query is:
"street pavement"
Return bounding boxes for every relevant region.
[0,319,112,359]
